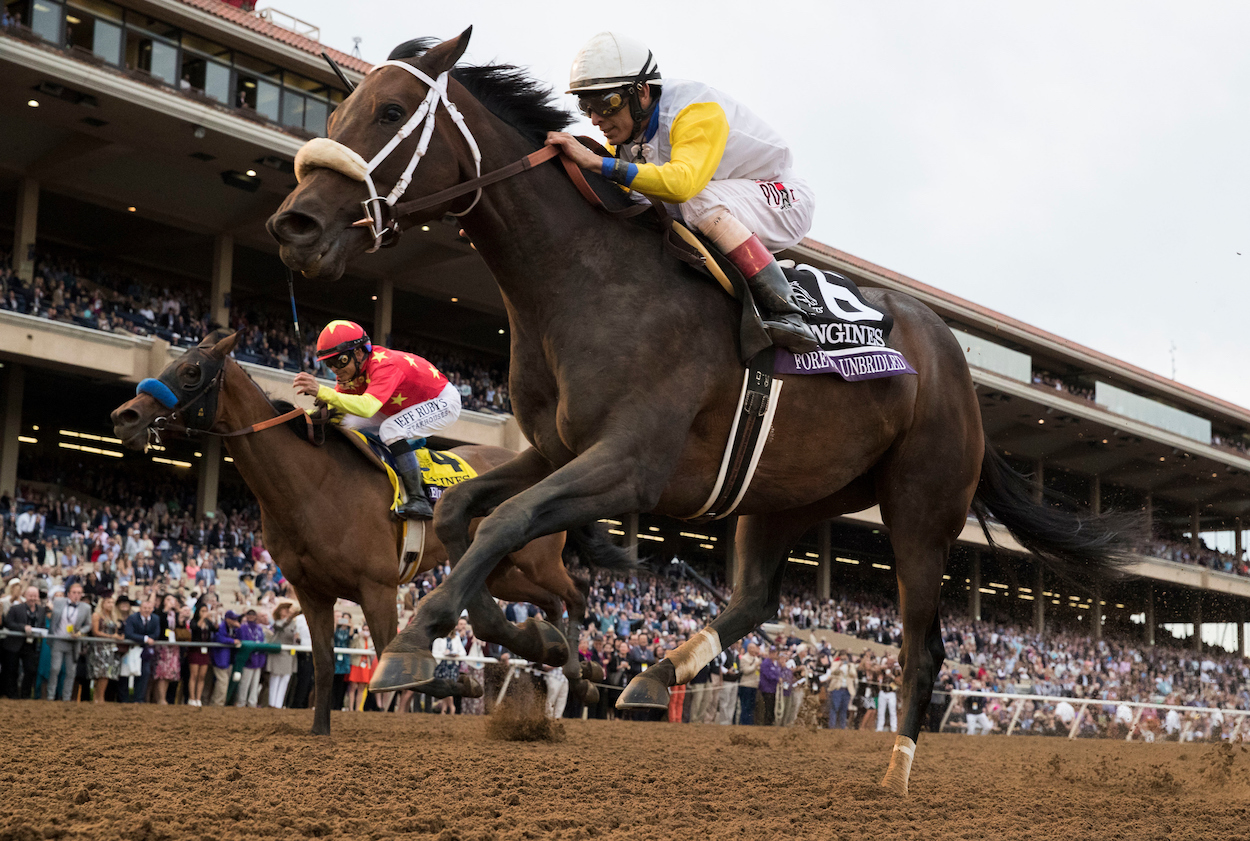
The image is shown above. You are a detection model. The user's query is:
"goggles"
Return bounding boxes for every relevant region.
[577,88,628,118]
[324,353,355,371]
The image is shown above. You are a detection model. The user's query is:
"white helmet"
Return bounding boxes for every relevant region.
[568,32,662,94]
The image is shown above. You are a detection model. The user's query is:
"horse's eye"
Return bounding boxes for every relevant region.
[181,365,202,384]
[382,104,404,124]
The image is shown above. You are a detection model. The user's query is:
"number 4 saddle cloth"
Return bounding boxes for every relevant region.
[336,428,478,583]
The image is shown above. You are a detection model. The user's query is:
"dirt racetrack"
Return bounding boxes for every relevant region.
[3,700,1250,841]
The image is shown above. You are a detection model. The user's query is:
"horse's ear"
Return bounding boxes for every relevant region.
[420,26,472,76]
[209,331,240,359]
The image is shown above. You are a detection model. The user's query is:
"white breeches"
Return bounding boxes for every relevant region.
[672,176,815,252]
[340,382,462,445]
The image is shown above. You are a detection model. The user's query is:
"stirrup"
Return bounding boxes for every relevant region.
[395,494,434,519]
[762,313,818,354]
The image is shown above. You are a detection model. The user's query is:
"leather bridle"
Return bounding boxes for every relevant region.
[292,61,652,253]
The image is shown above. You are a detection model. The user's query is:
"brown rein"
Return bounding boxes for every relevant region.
[160,404,331,446]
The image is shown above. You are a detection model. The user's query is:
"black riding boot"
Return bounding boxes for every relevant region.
[745,259,819,354]
[389,442,434,519]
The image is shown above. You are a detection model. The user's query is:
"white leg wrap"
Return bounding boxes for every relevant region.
[670,629,722,684]
[695,208,752,253]
[882,735,916,795]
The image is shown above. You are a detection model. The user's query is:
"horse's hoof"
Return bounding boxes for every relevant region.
[527,618,570,668]
[581,660,605,683]
[616,673,670,711]
[576,680,599,706]
[370,650,436,692]
[458,674,484,699]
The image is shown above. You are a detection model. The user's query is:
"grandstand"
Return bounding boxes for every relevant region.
[2,0,1248,658]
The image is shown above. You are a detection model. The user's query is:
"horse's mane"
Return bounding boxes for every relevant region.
[388,38,574,145]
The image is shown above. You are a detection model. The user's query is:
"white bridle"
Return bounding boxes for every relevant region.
[293,60,483,253]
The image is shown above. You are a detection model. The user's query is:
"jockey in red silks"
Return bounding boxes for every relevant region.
[293,320,460,519]
[545,31,818,354]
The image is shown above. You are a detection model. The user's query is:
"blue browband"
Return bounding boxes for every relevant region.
[137,378,179,409]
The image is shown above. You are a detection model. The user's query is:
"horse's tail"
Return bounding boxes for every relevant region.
[562,521,638,572]
[971,440,1142,581]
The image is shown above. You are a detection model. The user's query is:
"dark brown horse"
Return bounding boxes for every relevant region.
[110,331,621,734]
[267,31,1132,793]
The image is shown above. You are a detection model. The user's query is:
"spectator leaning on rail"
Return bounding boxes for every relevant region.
[546,32,818,353]
[293,320,461,520]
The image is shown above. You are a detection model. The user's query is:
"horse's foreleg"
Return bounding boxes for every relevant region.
[373,448,651,693]
[295,586,336,736]
[435,447,555,564]
[617,512,809,710]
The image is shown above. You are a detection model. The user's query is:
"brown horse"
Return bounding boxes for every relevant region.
[267,31,1132,792]
[110,331,621,734]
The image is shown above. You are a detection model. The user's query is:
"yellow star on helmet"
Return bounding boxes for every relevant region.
[390,392,407,407]
[371,350,389,362]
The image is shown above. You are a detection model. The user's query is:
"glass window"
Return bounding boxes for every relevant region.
[126,28,177,85]
[281,90,306,129]
[255,78,280,122]
[304,98,328,136]
[30,0,62,43]
[282,71,322,93]
[67,0,120,22]
[92,18,120,64]
[233,51,276,75]
[203,59,230,103]
[63,9,95,50]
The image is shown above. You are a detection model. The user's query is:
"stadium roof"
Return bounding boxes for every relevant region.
[173,0,372,75]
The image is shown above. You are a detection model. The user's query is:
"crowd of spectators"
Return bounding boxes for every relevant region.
[1032,369,1095,402]
[1148,538,1249,578]
[0,248,512,413]
[4,470,1250,740]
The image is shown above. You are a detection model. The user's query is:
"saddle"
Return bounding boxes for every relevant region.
[334,427,478,584]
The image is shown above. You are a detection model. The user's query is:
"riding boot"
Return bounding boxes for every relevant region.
[725,234,819,354]
[388,442,434,519]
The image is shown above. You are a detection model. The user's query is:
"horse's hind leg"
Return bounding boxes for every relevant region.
[617,511,811,710]
[875,433,980,795]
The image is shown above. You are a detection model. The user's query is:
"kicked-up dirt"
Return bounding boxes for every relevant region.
[1,699,1249,841]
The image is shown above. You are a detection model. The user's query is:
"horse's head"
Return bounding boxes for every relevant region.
[267,29,475,280]
[111,330,240,449]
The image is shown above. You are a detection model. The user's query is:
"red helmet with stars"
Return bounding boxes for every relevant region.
[316,320,372,362]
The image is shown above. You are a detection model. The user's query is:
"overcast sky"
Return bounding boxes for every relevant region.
[293,1,1250,410]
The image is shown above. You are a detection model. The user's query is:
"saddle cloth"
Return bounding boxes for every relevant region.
[336,429,478,583]
[670,222,915,380]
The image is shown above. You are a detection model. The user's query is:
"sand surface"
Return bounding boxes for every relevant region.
[2,700,1249,841]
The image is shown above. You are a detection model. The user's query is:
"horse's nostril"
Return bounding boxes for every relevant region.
[113,408,139,427]
[269,210,324,245]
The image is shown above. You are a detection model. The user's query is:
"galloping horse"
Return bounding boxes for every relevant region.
[110,331,624,734]
[267,31,1132,792]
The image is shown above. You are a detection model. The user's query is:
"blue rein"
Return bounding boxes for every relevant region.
[136,378,179,409]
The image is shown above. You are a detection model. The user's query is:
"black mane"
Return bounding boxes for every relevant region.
[387,39,574,144]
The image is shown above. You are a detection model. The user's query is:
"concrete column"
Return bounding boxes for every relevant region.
[1191,504,1201,554]
[1089,474,1101,516]
[1192,596,1203,653]
[970,552,982,621]
[0,363,24,497]
[1033,562,1045,634]
[13,178,38,283]
[1092,584,1102,641]
[1033,459,1045,504]
[195,437,221,519]
[374,277,394,346]
[1238,604,1246,658]
[724,516,738,587]
[1145,585,1155,647]
[1235,518,1243,562]
[209,233,233,329]
[817,520,831,602]
[623,511,639,562]
[1144,493,1153,537]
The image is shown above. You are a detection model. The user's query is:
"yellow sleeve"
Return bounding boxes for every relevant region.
[627,102,729,204]
[316,385,383,418]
